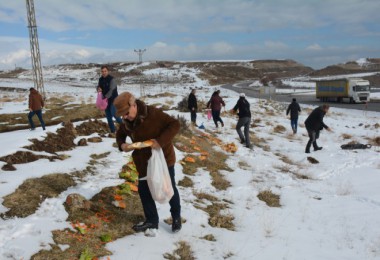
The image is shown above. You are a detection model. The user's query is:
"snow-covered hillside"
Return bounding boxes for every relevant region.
[0,65,379,259]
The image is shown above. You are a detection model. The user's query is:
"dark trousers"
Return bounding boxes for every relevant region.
[236,117,251,147]
[306,129,320,152]
[190,110,197,123]
[105,103,122,133]
[211,110,224,127]
[290,118,298,133]
[28,110,45,130]
[138,166,181,224]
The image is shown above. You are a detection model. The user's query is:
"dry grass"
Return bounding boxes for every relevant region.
[249,132,270,151]
[25,121,77,154]
[174,132,232,190]
[238,160,250,169]
[32,186,144,259]
[257,190,281,207]
[341,133,353,140]
[0,173,75,219]
[0,98,104,133]
[194,192,235,230]
[178,176,194,188]
[275,164,292,173]
[273,124,286,133]
[201,234,217,242]
[163,241,195,260]
[210,171,231,190]
[0,151,62,165]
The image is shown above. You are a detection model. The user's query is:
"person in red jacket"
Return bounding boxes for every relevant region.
[206,90,225,128]
[28,88,46,131]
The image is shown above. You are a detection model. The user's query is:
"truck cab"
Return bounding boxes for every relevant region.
[351,80,370,103]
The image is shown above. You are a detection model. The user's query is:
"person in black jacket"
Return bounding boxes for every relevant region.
[187,89,198,126]
[304,104,332,153]
[97,65,122,133]
[286,98,301,134]
[232,93,252,148]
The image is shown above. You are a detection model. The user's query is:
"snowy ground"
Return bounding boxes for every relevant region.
[0,64,380,259]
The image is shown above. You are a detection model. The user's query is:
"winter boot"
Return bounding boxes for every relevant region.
[132,222,158,232]
[172,218,182,233]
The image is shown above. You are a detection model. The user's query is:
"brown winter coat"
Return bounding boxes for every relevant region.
[116,100,180,178]
[29,89,44,111]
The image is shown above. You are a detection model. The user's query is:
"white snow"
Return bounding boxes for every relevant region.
[0,64,380,260]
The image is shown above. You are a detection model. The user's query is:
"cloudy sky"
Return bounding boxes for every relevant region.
[0,0,379,70]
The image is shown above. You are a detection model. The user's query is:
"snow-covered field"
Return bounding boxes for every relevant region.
[0,64,380,259]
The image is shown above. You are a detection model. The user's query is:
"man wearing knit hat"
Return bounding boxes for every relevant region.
[114,92,182,233]
[232,93,252,149]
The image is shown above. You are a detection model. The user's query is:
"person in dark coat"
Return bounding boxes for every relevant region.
[232,93,252,148]
[286,98,301,134]
[97,65,122,133]
[206,90,225,128]
[28,88,45,131]
[187,89,198,126]
[115,92,182,233]
[304,104,331,153]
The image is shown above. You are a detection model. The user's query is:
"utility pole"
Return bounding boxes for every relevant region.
[134,49,146,63]
[26,0,45,97]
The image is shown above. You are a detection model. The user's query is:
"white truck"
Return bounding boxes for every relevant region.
[316,78,370,103]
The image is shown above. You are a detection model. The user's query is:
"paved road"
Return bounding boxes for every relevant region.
[223,81,380,112]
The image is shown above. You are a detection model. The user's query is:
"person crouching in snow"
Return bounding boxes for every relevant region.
[187,89,198,126]
[28,87,46,131]
[232,93,252,149]
[304,104,332,153]
[114,92,182,233]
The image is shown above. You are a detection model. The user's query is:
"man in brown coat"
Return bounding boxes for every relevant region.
[28,88,46,131]
[114,92,182,233]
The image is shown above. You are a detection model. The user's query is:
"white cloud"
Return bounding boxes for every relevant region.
[0,36,379,70]
[306,44,323,51]
[0,49,30,66]
[152,42,167,48]
[1,0,379,33]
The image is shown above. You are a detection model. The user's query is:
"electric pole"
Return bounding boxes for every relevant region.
[134,49,146,63]
[26,0,45,97]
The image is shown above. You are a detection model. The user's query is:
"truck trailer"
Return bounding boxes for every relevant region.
[316,78,370,103]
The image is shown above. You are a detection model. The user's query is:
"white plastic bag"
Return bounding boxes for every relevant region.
[146,148,174,204]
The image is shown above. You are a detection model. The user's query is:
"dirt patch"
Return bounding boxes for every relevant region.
[1,173,75,219]
[178,176,194,188]
[273,124,286,133]
[75,119,110,136]
[257,190,281,207]
[1,163,16,171]
[201,234,217,242]
[341,133,352,140]
[307,157,319,164]
[175,132,232,190]
[25,122,77,154]
[0,99,104,133]
[0,151,62,165]
[194,192,235,230]
[32,186,144,260]
[164,241,195,260]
